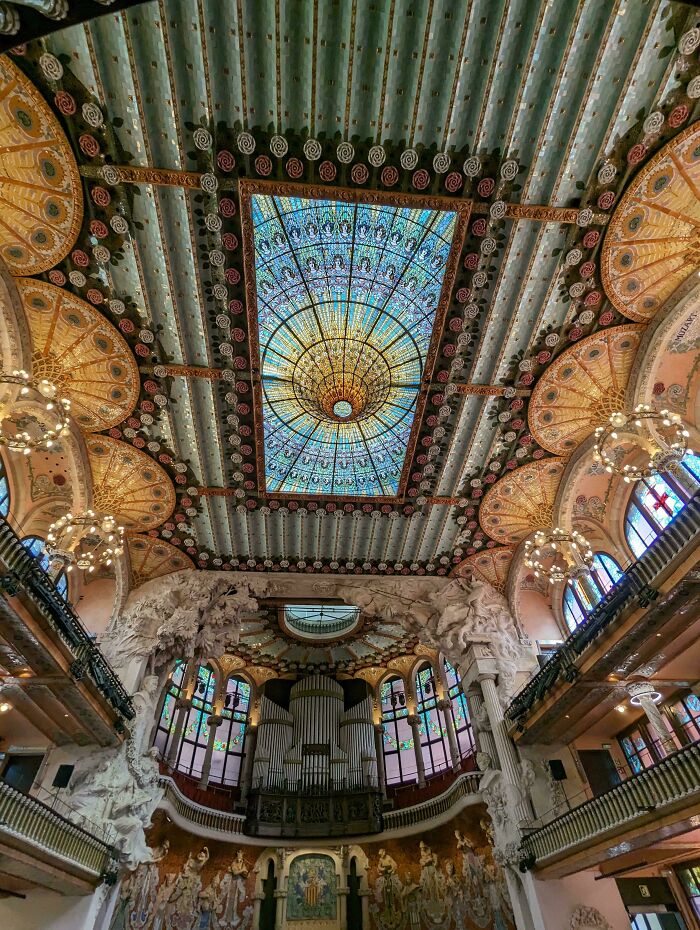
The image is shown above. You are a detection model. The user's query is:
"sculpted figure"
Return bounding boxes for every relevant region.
[65,677,163,869]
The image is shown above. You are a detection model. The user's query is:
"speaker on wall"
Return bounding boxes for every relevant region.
[52,764,74,789]
[548,759,567,781]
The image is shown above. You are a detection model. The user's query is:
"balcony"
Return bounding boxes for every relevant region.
[0,779,117,894]
[520,739,700,879]
[157,770,482,842]
[506,496,700,743]
[0,515,133,745]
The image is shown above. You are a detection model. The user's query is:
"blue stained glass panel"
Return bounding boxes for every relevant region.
[251,194,457,497]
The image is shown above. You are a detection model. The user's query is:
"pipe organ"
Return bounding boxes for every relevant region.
[251,674,378,791]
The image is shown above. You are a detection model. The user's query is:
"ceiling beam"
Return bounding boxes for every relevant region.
[80,164,598,225]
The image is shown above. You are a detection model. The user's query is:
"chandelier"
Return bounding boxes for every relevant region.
[45,511,125,574]
[524,527,594,584]
[593,405,690,483]
[0,370,71,454]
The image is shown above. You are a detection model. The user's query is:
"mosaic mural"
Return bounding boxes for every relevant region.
[286,853,337,920]
[112,807,510,930]
[248,190,458,498]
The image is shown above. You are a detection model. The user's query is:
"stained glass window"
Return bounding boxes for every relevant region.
[562,552,624,631]
[676,861,700,920]
[668,692,700,743]
[251,193,457,497]
[380,675,416,785]
[19,533,68,600]
[154,662,251,788]
[210,675,251,786]
[0,455,9,518]
[444,659,475,759]
[415,664,449,777]
[624,455,697,559]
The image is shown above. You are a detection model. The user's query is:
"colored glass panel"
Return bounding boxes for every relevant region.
[251,194,456,496]
[0,457,9,518]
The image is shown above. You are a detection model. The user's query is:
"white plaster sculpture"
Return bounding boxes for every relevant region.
[65,675,164,869]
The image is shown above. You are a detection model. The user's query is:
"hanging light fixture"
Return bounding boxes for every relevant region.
[45,510,125,574]
[593,405,690,483]
[524,527,594,584]
[0,370,71,454]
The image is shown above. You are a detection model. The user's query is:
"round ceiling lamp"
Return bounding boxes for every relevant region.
[593,405,690,483]
[45,510,125,574]
[0,369,71,454]
[523,527,594,584]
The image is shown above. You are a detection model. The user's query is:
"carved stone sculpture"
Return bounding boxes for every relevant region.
[570,905,613,930]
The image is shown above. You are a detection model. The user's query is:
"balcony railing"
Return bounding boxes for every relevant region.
[521,740,700,868]
[159,775,247,835]
[158,771,481,839]
[383,771,481,830]
[0,516,134,724]
[0,779,118,881]
[507,495,700,727]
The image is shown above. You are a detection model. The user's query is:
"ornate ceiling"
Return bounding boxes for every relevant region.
[3,0,700,582]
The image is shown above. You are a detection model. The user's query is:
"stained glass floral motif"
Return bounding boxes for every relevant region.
[624,456,696,558]
[251,194,457,496]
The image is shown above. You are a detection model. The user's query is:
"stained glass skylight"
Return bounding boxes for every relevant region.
[250,193,457,497]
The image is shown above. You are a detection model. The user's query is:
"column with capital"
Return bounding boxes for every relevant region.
[406,714,426,787]
[374,723,387,796]
[478,672,531,824]
[435,661,461,770]
[437,697,461,770]
[239,723,257,804]
[465,684,498,767]
[166,660,196,766]
[198,714,223,788]
[626,682,677,756]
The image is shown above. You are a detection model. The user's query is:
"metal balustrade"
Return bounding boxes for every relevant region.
[0,515,134,724]
[0,779,117,880]
[507,495,700,727]
[521,740,700,868]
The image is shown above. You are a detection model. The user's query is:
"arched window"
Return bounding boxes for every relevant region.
[380,675,416,785]
[209,675,251,786]
[562,552,624,631]
[22,535,49,570]
[0,455,10,518]
[624,453,698,559]
[415,664,449,778]
[154,661,217,781]
[20,535,68,602]
[443,659,476,759]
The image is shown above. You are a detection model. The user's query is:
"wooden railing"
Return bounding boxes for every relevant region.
[521,740,700,868]
[506,495,700,728]
[0,515,133,726]
[0,780,117,880]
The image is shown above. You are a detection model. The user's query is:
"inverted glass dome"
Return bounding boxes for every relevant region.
[282,604,361,640]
